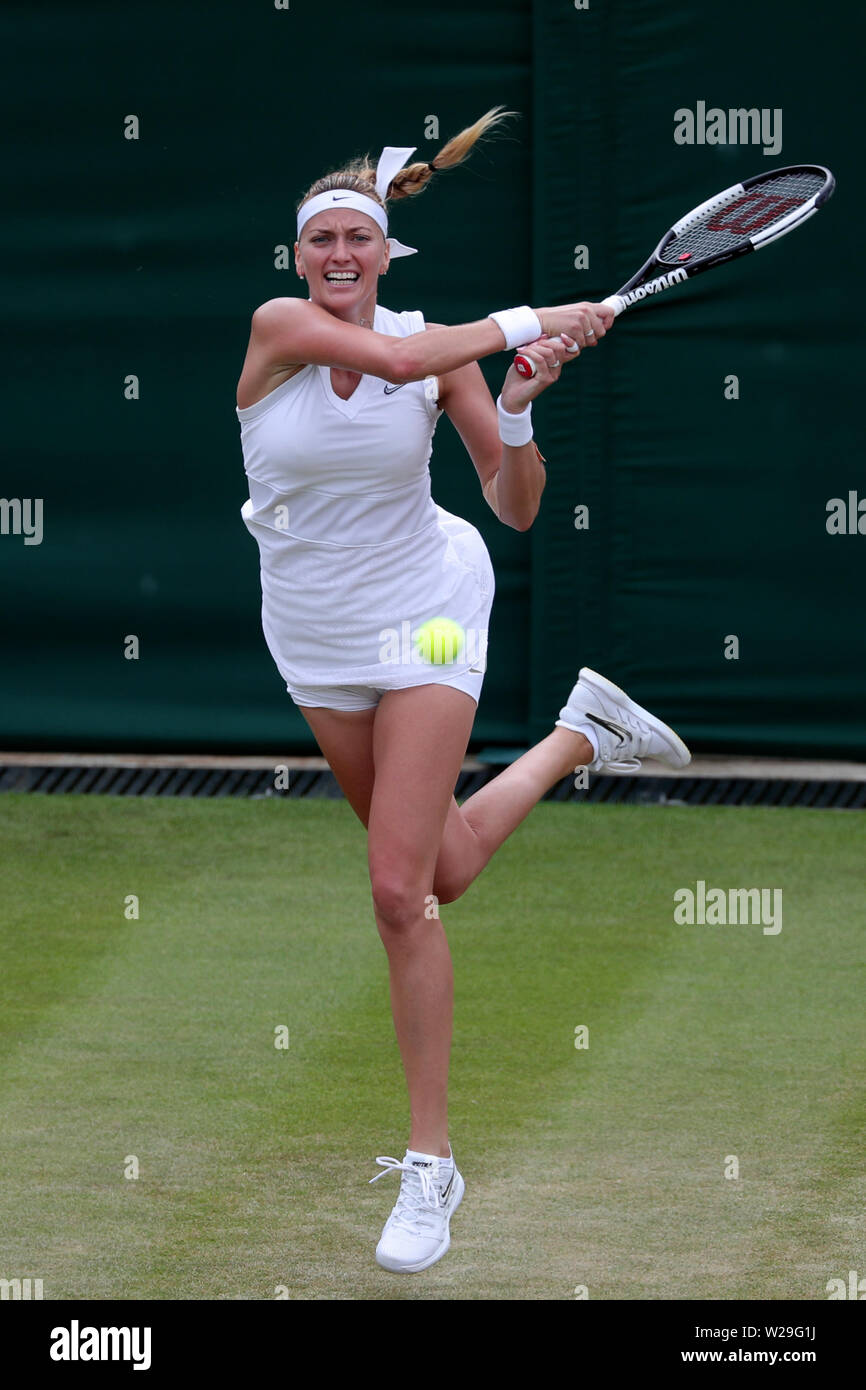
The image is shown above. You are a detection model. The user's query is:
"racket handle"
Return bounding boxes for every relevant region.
[514,298,626,375]
[513,333,581,379]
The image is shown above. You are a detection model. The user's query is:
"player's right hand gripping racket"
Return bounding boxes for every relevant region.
[514,163,835,376]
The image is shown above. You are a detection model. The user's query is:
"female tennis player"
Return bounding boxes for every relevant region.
[236,108,690,1274]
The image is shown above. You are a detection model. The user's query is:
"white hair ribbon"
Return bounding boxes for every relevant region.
[296,145,419,257]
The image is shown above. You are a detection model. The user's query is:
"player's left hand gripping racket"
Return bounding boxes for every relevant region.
[514,163,835,377]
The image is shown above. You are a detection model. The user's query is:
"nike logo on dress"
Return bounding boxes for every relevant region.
[383,383,406,394]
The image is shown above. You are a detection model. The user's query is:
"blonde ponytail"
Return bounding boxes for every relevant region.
[296,106,519,218]
[387,106,519,201]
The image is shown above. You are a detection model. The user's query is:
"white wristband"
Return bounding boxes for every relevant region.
[497,393,533,447]
[488,305,543,351]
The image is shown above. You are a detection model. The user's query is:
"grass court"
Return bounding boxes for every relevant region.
[0,793,862,1300]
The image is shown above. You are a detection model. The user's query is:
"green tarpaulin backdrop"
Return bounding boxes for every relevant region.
[1,1,861,755]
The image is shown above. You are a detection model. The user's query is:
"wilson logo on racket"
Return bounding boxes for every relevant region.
[619,267,689,307]
[706,191,801,235]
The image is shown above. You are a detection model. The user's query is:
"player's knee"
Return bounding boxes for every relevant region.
[370,869,432,932]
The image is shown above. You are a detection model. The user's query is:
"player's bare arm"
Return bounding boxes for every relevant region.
[238,296,619,409]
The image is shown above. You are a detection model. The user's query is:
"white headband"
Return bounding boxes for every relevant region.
[296,145,419,258]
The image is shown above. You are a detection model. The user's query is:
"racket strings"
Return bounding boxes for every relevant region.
[659,170,826,264]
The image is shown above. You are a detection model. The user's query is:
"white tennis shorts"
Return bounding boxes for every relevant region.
[287,665,485,712]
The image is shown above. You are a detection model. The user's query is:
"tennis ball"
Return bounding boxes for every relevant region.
[413,617,466,665]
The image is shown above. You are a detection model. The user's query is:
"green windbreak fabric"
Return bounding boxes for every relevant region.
[0,0,860,755]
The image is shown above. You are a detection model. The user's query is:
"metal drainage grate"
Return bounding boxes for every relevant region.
[539,773,866,811]
[0,764,341,799]
[0,762,864,808]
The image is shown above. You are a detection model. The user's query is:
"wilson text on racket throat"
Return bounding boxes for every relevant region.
[619,266,689,307]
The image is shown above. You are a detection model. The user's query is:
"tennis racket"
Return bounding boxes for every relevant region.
[514,163,835,377]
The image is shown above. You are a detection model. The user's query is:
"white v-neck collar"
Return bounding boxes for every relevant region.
[319,303,382,419]
[321,366,370,418]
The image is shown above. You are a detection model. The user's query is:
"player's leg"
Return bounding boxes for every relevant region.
[432,666,691,902]
[431,724,593,903]
[366,682,478,1159]
[294,685,483,1152]
[294,687,469,1274]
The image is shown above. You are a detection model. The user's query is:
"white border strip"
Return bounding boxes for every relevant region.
[752,202,818,248]
[670,182,745,235]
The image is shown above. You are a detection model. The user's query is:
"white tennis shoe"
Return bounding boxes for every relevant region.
[370,1152,464,1273]
[556,667,691,774]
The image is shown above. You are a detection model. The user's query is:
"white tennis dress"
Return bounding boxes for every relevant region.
[238,303,495,697]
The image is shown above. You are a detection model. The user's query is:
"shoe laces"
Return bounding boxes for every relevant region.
[369,1156,444,1232]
